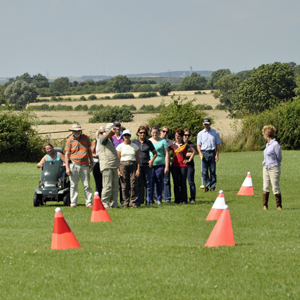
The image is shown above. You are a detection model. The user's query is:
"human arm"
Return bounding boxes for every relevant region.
[164,148,169,174]
[215,144,220,162]
[135,151,140,177]
[185,147,196,164]
[65,151,71,175]
[149,150,157,168]
[197,144,203,158]
[58,152,66,166]
[91,140,98,158]
[117,150,123,178]
[103,128,116,141]
[36,155,47,168]
[88,147,93,171]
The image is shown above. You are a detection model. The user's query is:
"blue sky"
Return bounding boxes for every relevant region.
[0,0,299,77]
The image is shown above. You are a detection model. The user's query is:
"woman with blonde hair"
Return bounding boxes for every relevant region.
[91,126,105,195]
[262,125,282,210]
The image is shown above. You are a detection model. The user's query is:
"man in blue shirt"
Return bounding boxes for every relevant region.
[197,118,221,192]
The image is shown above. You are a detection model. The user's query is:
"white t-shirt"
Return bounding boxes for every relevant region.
[116,143,139,161]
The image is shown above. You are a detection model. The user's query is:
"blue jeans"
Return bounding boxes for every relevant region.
[171,166,188,204]
[187,166,196,201]
[202,151,216,190]
[152,165,165,201]
[137,166,153,205]
[163,165,171,201]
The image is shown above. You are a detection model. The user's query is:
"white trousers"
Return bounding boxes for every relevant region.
[70,162,93,207]
[263,165,281,195]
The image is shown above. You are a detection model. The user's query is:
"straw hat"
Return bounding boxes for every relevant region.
[69,124,84,131]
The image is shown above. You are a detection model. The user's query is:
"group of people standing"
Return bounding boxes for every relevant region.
[36,119,283,211]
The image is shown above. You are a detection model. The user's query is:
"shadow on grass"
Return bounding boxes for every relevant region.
[235,243,255,246]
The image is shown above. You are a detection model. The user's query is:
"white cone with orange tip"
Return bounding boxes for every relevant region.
[206,190,226,221]
[205,205,235,247]
[237,172,254,195]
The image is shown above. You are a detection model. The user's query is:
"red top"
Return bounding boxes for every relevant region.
[169,143,190,167]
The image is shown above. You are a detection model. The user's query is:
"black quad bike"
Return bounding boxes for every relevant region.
[33,147,70,207]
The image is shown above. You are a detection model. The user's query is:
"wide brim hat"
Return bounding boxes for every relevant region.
[69,123,84,131]
[105,123,115,132]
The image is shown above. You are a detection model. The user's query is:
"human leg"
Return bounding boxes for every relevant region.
[119,162,130,207]
[269,165,282,209]
[144,166,153,205]
[209,151,217,190]
[187,166,196,202]
[202,152,210,190]
[69,163,80,207]
[129,162,138,206]
[163,165,171,202]
[179,167,188,203]
[80,164,93,207]
[155,165,165,202]
[171,167,181,204]
[111,168,119,208]
[101,169,113,209]
[92,162,102,193]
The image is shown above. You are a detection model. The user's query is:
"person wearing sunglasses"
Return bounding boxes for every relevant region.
[169,129,195,205]
[183,128,197,204]
[160,126,173,203]
[91,126,105,197]
[132,125,157,206]
[116,130,140,208]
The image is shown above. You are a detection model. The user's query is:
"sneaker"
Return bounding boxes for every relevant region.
[156,200,161,205]
[204,188,209,192]
[210,189,215,192]
[165,200,170,203]
[190,200,195,204]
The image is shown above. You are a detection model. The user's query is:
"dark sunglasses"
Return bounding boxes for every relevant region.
[184,134,190,137]
[139,132,146,134]
[100,131,105,134]
[162,130,169,133]
[124,134,131,137]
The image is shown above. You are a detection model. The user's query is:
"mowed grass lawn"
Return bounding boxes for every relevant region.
[1,151,300,299]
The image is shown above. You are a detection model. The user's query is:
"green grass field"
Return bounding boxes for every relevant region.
[1,151,300,299]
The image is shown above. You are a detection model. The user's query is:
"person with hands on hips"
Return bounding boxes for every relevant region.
[132,125,157,206]
[116,130,140,208]
[65,124,93,208]
[197,118,221,192]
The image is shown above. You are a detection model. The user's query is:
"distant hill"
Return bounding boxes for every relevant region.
[126,70,213,78]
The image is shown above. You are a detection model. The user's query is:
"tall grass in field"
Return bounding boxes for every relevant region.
[0,151,300,299]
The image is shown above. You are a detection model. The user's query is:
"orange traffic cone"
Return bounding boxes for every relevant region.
[206,190,226,221]
[51,208,81,250]
[91,192,112,222]
[205,205,235,247]
[237,172,254,195]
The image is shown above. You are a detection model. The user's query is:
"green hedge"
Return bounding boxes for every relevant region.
[0,111,43,162]
[226,97,300,151]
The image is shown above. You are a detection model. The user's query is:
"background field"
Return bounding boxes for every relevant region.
[1,151,299,299]
[31,92,239,141]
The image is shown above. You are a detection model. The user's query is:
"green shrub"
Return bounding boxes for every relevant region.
[138,92,157,98]
[225,97,300,151]
[139,104,163,113]
[215,104,227,110]
[121,104,137,111]
[194,104,213,110]
[89,104,105,111]
[99,96,110,100]
[88,94,97,100]
[0,111,43,162]
[194,91,202,95]
[148,96,208,140]
[112,93,135,99]
[80,96,86,101]
[89,106,133,123]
